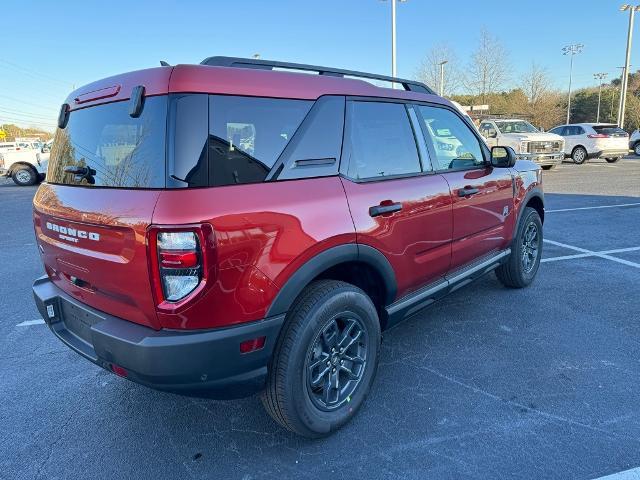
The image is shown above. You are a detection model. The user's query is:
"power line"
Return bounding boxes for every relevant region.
[0,59,74,88]
[0,94,62,111]
[0,107,55,121]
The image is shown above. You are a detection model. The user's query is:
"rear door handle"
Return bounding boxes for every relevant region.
[458,186,479,197]
[369,202,402,217]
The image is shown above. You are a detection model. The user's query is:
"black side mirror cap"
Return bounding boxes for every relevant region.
[490,146,517,168]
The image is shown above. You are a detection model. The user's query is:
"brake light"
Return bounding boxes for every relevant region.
[588,134,609,138]
[148,225,216,308]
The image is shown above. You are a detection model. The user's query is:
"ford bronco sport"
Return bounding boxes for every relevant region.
[32,57,544,438]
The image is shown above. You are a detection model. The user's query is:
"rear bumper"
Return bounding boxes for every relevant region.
[590,149,629,159]
[32,275,285,398]
[516,152,563,166]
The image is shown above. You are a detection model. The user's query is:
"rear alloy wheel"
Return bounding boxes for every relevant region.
[605,157,621,163]
[496,207,543,288]
[262,280,380,438]
[12,166,37,186]
[634,143,640,156]
[571,146,588,164]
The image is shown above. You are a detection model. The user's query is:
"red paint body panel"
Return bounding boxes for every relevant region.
[33,184,162,329]
[340,175,453,299]
[442,167,515,269]
[151,177,356,329]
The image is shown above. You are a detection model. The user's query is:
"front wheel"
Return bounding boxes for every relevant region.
[11,166,38,186]
[571,146,588,164]
[496,207,543,288]
[605,157,621,163]
[634,142,640,156]
[262,280,381,438]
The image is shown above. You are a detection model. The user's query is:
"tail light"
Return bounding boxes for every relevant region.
[588,133,609,138]
[148,224,216,310]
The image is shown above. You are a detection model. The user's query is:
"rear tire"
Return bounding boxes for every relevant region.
[496,207,543,288]
[605,157,620,163]
[571,146,588,164]
[261,280,381,438]
[11,166,37,186]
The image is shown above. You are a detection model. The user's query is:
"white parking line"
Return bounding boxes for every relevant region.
[543,239,640,268]
[592,466,640,480]
[547,202,640,213]
[15,319,45,327]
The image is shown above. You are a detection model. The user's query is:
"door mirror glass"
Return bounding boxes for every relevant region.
[490,146,516,168]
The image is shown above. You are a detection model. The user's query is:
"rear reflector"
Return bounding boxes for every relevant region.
[110,364,128,378]
[159,250,198,268]
[240,336,266,354]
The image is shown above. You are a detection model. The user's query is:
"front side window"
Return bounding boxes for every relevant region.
[479,122,497,138]
[208,96,312,187]
[417,106,485,171]
[345,101,422,180]
[549,126,565,135]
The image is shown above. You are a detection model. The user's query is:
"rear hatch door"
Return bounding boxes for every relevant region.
[34,95,168,329]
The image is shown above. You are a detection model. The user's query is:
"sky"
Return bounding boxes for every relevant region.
[1,0,637,131]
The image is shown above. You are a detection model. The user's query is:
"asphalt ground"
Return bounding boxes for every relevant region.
[1,157,639,480]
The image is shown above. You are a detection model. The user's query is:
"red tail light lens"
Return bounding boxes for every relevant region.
[148,225,216,309]
[588,133,609,138]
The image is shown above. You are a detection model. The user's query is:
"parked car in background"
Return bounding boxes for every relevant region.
[548,123,629,164]
[0,147,48,186]
[478,119,564,170]
[629,128,640,156]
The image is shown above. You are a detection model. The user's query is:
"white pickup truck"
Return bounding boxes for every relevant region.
[478,119,564,170]
[0,142,49,186]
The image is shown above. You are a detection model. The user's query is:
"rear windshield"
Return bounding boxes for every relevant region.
[47,97,167,188]
[592,125,628,136]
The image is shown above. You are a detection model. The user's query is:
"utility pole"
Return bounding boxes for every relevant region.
[438,60,448,96]
[593,72,608,122]
[618,4,640,128]
[562,43,584,124]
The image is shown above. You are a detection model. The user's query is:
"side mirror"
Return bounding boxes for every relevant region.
[490,146,516,168]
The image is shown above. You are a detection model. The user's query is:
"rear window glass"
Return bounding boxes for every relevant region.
[208,96,312,187]
[593,125,628,136]
[47,97,167,188]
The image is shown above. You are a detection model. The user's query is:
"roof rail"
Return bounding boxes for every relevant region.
[200,56,435,94]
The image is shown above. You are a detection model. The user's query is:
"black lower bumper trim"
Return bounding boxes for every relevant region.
[32,276,285,398]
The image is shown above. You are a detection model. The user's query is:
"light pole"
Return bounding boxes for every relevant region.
[618,4,640,128]
[593,72,608,122]
[562,43,584,124]
[381,0,407,81]
[438,60,448,96]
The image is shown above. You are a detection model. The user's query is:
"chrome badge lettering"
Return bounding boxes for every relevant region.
[45,222,100,243]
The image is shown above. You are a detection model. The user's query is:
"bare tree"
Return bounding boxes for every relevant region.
[415,43,461,96]
[519,62,565,129]
[465,29,510,102]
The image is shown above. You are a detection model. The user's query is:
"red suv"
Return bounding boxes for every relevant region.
[32,57,544,438]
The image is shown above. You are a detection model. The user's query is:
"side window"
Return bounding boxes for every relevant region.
[479,122,497,139]
[417,105,485,171]
[575,126,585,135]
[345,101,422,180]
[208,96,312,187]
[549,127,564,135]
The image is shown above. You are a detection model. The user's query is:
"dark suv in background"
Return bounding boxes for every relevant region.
[32,57,544,437]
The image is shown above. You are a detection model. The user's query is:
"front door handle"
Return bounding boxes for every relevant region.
[458,186,479,197]
[369,202,402,217]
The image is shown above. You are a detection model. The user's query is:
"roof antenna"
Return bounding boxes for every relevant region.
[160,60,170,67]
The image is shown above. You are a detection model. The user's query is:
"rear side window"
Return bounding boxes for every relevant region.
[344,101,421,180]
[566,126,585,135]
[208,96,312,187]
[47,97,167,188]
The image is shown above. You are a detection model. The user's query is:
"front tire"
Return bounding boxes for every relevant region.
[262,280,381,438]
[11,166,37,186]
[634,142,640,156]
[496,207,543,288]
[605,157,620,163]
[571,146,588,164]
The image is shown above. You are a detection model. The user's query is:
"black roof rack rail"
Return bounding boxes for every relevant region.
[200,56,435,94]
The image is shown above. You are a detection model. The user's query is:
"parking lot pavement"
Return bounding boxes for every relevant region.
[1,158,639,480]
